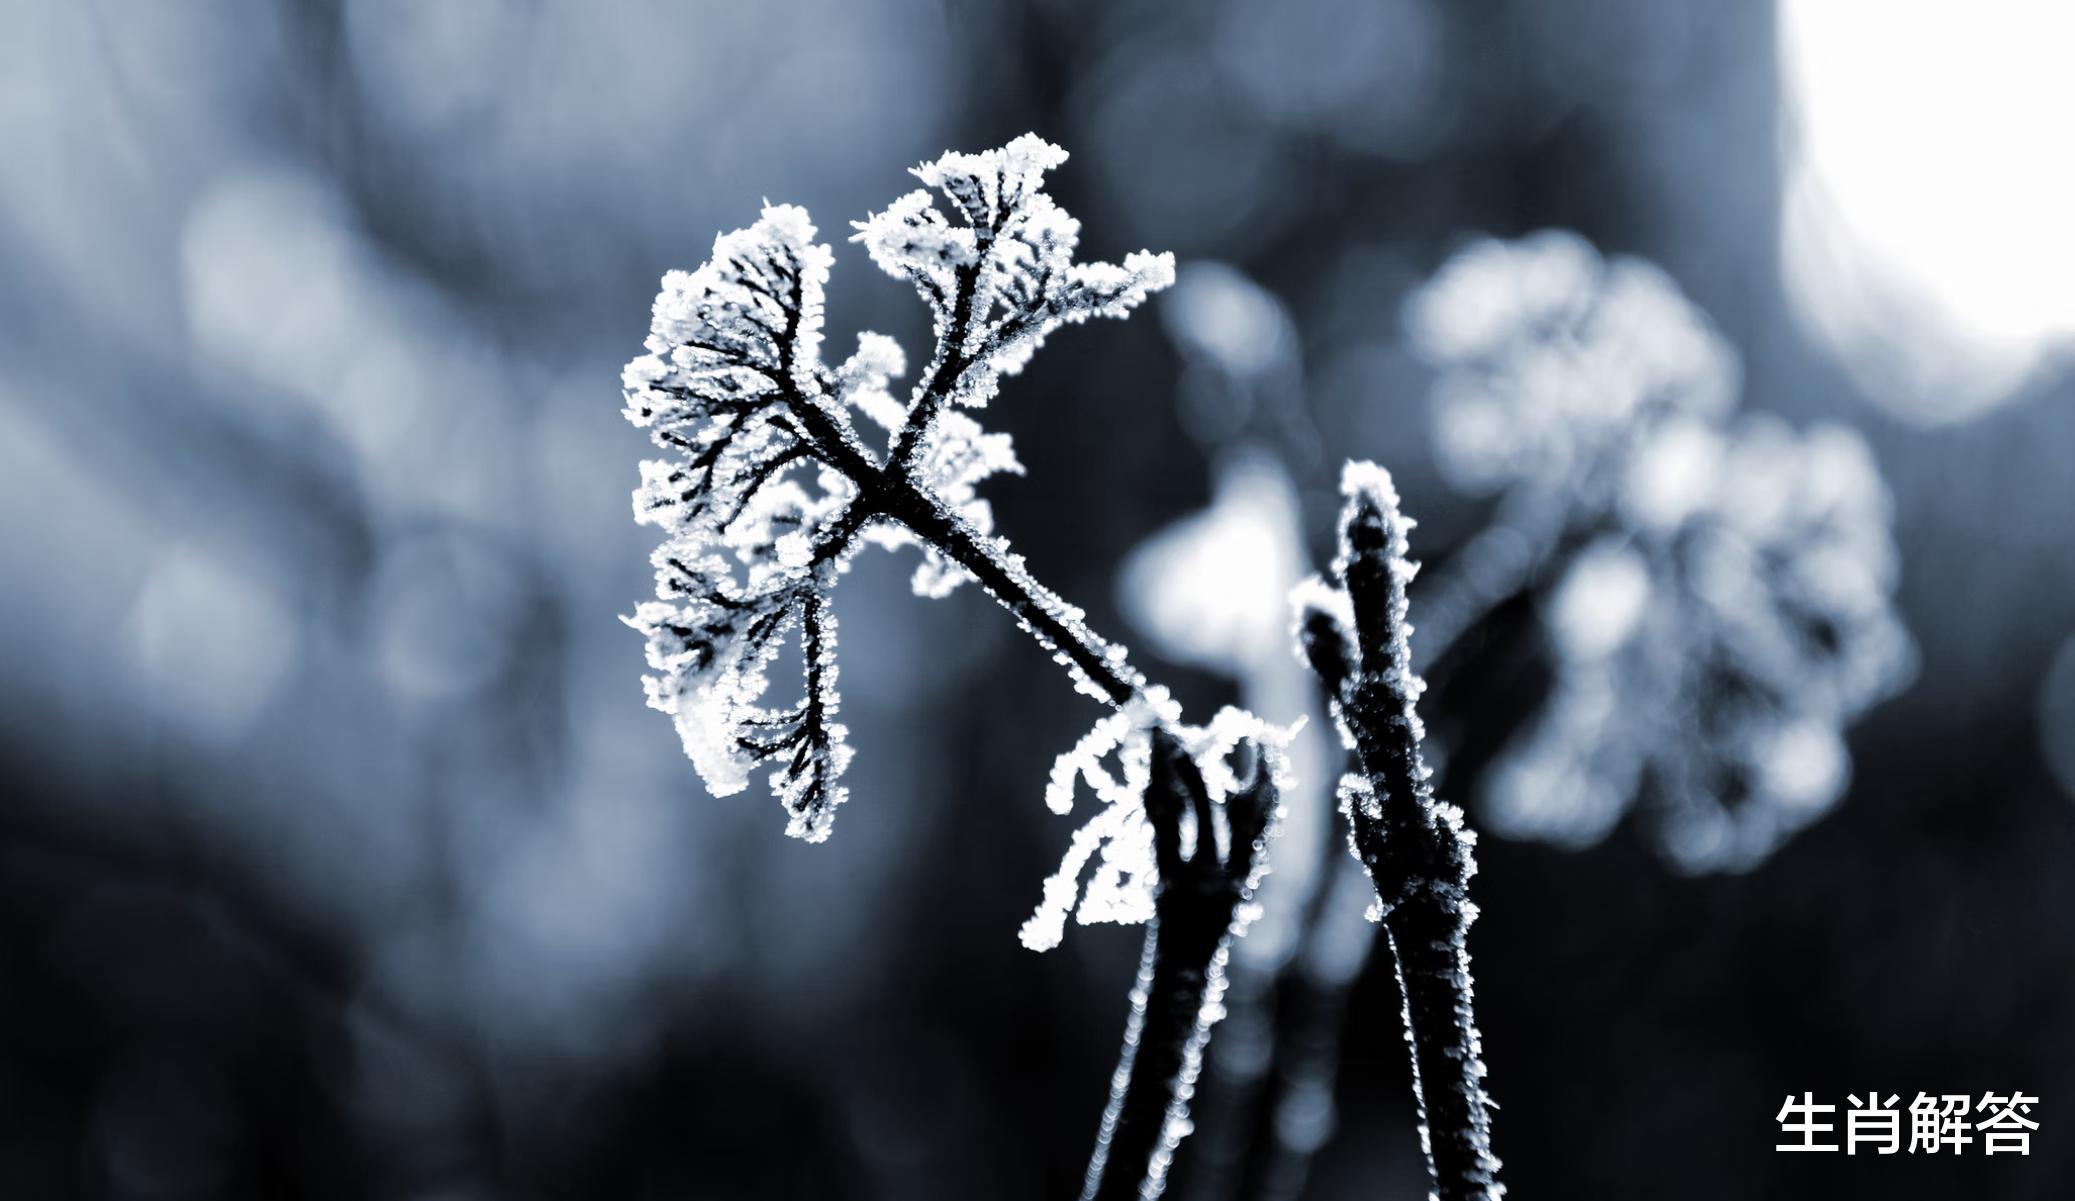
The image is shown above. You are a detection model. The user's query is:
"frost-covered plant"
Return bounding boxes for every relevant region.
[1294,463,1503,1201]
[1073,716,1288,1201]
[1404,231,1913,871]
[1127,268,1361,1201]
[621,136,1291,1199]
[622,136,1172,839]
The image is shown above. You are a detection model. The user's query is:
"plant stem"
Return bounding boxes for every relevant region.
[779,380,1143,708]
[1084,731,1277,1201]
[874,475,1141,705]
[1299,469,1503,1201]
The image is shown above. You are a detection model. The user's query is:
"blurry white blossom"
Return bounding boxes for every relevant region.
[1407,230,1739,504]
[1410,233,1913,870]
[1120,452,1307,677]
[1489,415,1914,870]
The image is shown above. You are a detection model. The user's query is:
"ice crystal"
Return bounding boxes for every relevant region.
[1023,689,1296,952]
[622,137,1174,842]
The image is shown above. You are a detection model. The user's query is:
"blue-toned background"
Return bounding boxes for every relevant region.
[3,2,2072,1198]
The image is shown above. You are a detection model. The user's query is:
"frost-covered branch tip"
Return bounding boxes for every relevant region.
[1295,462,1504,1201]
[1078,721,1288,1201]
[1023,691,1295,953]
[621,136,1174,843]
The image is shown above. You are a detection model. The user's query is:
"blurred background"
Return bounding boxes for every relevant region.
[3,1,2073,1199]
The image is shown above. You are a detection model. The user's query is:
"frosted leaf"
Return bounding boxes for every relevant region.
[851,135,1174,416]
[1022,689,1296,952]
[625,137,1166,846]
[1484,418,1915,871]
[626,203,835,438]
[853,190,978,303]
[621,202,872,835]
[625,547,856,840]
[833,331,909,434]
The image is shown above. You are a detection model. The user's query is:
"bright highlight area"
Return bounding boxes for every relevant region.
[1781,0,2075,422]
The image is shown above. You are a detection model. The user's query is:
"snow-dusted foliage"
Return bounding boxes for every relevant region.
[1023,688,1295,952]
[1406,231,1913,871]
[1292,462,1503,1201]
[622,204,860,841]
[1490,415,1915,871]
[622,137,1175,843]
[855,135,1175,414]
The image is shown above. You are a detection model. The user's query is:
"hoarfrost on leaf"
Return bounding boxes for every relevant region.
[622,137,1172,844]
[1407,231,1739,504]
[853,134,1174,416]
[1022,688,1297,953]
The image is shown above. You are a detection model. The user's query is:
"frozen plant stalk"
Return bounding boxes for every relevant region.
[1075,720,1286,1201]
[1295,463,1503,1201]
[621,136,1290,1200]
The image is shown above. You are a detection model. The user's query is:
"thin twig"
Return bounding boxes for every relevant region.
[1297,465,1503,1201]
